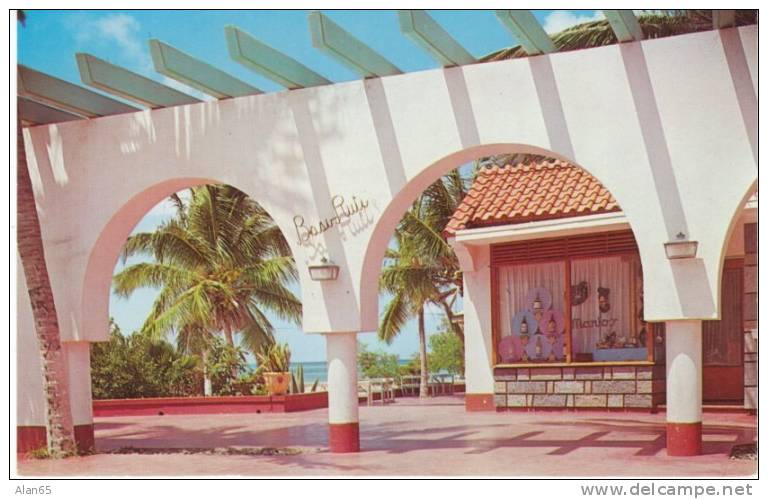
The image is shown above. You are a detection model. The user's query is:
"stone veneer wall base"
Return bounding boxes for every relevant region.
[494,365,665,410]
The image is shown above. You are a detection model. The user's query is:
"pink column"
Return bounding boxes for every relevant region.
[325,332,360,453]
[665,320,703,456]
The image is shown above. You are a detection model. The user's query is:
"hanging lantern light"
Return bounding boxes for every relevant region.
[308,257,340,281]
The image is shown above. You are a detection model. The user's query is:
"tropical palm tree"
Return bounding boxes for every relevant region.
[112,185,302,392]
[379,170,471,397]
[16,9,76,457]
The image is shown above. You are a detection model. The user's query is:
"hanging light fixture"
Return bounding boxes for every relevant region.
[308,257,340,281]
[664,232,699,260]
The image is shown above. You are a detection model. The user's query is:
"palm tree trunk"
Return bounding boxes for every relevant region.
[439,299,464,347]
[201,347,212,396]
[223,324,238,378]
[17,119,76,456]
[418,305,429,399]
[223,324,234,346]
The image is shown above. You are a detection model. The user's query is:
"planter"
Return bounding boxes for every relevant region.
[263,371,291,395]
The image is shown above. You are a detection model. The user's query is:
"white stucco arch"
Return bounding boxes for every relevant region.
[17,24,758,456]
[20,26,757,343]
[357,142,652,331]
[713,179,758,314]
[80,175,310,348]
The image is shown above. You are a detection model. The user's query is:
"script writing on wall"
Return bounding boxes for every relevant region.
[293,195,370,245]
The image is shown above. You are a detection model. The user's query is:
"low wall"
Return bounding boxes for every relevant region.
[493,365,666,410]
[93,391,329,417]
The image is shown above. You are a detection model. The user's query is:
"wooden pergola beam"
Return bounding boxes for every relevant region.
[308,11,402,78]
[19,97,84,126]
[149,39,261,99]
[397,10,476,67]
[603,10,644,42]
[494,10,556,55]
[18,65,139,118]
[712,10,736,29]
[76,53,201,108]
[225,25,330,89]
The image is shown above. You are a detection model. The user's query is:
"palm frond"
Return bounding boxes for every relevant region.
[112,262,197,298]
[238,307,276,354]
[378,290,411,344]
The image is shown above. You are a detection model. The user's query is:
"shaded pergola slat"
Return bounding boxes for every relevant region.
[603,10,644,42]
[225,25,330,89]
[308,11,402,78]
[76,53,201,108]
[397,10,476,67]
[713,10,736,29]
[19,96,84,126]
[18,65,139,118]
[149,39,262,99]
[494,10,556,55]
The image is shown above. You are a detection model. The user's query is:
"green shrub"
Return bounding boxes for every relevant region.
[205,336,254,396]
[357,343,400,379]
[90,321,201,399]
[427,331,464,375]
[398,354,421,376]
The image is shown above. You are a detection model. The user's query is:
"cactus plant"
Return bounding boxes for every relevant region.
[290,365,305,394]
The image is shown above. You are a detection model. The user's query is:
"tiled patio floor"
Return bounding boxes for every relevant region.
[17,396,757,477]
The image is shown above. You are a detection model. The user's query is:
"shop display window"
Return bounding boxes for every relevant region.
[493,232,654,365]
[570,256,646,362]
[497,262,565,363]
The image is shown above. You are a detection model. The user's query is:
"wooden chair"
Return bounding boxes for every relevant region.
[428,373,455,396]
[399,375,421,397]
[369,377,396,404]
[357,380,373,406]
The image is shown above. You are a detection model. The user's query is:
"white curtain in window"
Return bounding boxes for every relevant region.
[570,256,631,354]
[499,261,565,338]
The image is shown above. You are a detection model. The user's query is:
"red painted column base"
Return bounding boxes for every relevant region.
[17,424,95,455]
[666,422,702,456]
[465,393,495,411]
[329,422,360,453]
[17,426,47,455]
[74,424,95,454]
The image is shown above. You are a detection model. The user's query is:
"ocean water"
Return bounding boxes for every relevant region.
[248,360,411,384]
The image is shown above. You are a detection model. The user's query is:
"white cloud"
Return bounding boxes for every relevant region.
[68,13,146,67]
[64,13,211,101]
[542,10,605,34]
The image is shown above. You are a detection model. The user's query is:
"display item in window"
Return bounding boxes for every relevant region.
[532,293,543,322]
[535,335,543,359]
[597,286,611,313]
[547,334,559,362]
[571,280,589,306]
[520,334,530,362]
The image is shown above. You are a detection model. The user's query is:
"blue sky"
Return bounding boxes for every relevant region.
[18,9,604,361]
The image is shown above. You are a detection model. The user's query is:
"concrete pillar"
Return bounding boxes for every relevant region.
[665,320,703,456]
[64,341,95,453]
[325,332,359,453]
[460,245,495,411]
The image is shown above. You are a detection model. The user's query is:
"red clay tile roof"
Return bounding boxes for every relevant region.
[445,160,621,236]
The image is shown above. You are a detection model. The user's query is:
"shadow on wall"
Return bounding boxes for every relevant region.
[620,42,689,243]
[288,90,360,332]
[718,28,757,164]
